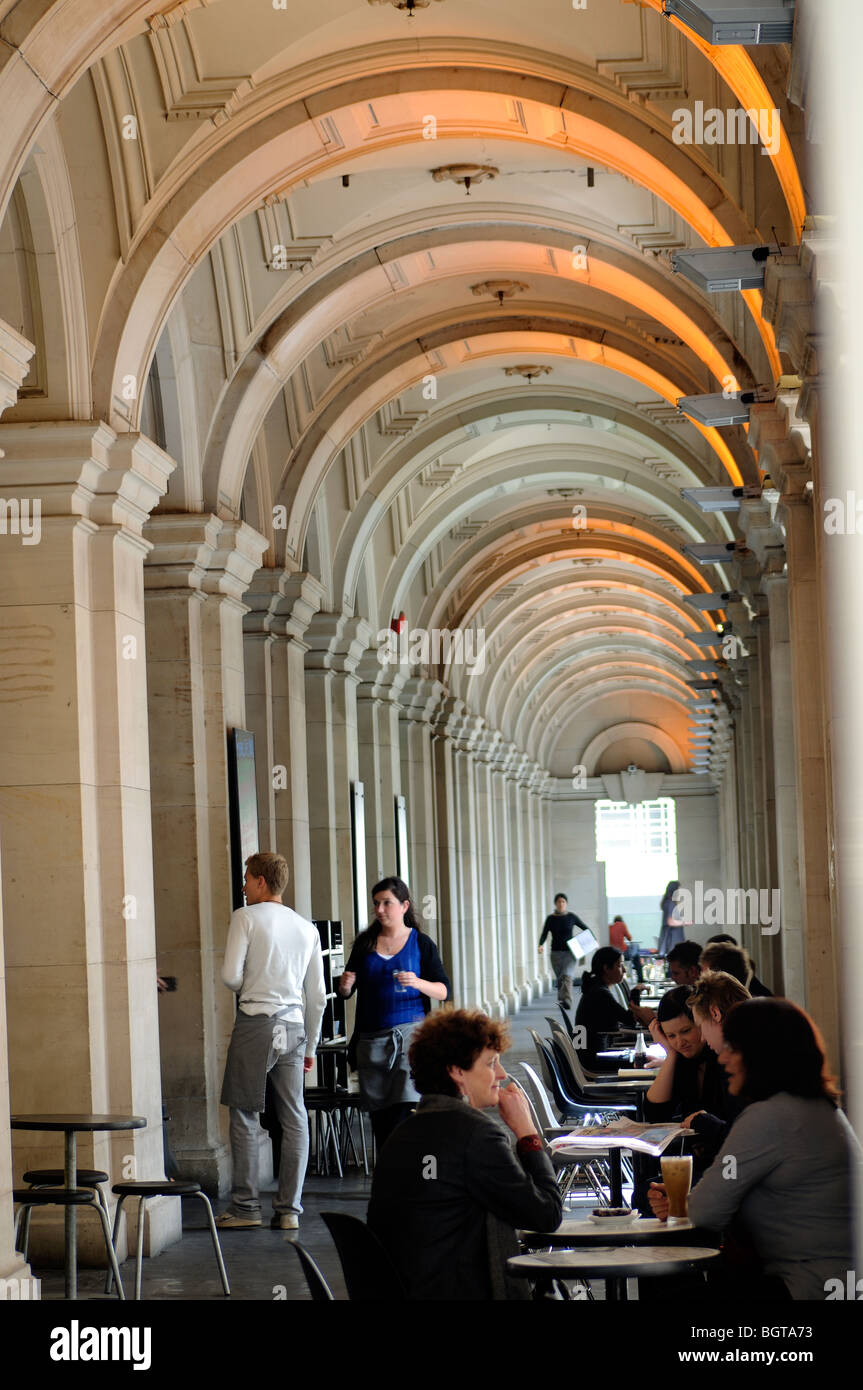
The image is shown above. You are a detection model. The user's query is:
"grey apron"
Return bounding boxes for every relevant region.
[356,1024,420,1112]
[220,1009,302,1112]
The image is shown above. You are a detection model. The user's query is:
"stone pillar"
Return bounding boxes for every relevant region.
[491,754,517,1013]
[399,677,444,925]
[243,572,323,918]
[0,421,180,1258]
[452,715,484,1010]
[474,729,503,1016]
[761,567,806,1002]
[431,698,467,1003]
[0,318,36,1292]
[304,613,371,937]
[356,660,405,888]
[506,750,530,1005]
[144,514,267,1192]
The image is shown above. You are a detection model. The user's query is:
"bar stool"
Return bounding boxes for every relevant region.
[13,1187,125,1299]
[106,1180,231,1300]
[21,1168,111,1258]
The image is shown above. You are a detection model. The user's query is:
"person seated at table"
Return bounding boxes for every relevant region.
[700,941,773,997]
[704,934,772,996]
[367,1009,563,1300]
[609,915,643,984]
[643,987,740,1176]
[666,940,703,990]
[683,970,750,1154]
[648,998,856,1300]
[574,947,654,1062]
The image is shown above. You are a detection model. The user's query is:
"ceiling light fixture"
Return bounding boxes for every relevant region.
[432,164,499,196]
[504,364,552,383]
[471,279,529,307]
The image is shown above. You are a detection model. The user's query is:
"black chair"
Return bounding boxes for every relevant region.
[14,1188,125,1298]
[557,1003,575,1039]
[550,1036,640,1115]
[528,1030,615,1122]
[106,1180,230,1300]
[289,1240,336,1300]
[320,1210,407,1301]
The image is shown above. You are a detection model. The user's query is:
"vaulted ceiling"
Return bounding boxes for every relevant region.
[0,0,806,777]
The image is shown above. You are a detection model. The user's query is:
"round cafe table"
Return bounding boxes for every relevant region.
[12,1113,147,1299]
[508,1243,721,1301]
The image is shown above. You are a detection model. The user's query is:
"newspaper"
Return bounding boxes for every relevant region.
[550,1117,693,1157]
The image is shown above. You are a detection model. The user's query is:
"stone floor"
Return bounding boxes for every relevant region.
[28,988,600,1301]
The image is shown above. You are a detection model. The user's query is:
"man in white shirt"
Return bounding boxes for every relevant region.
[217,852,326,1231]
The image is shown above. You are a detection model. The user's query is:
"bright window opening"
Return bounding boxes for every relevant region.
[595,798,679,947]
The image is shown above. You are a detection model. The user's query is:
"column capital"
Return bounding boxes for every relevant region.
[399,675,447,724]
[0,318,36,418]
[304,611,373,674]
[144,514,267,602]
[243,569,325,642]
[0,422,175,533]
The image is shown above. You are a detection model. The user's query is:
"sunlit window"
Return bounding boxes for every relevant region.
[595,797,678,897]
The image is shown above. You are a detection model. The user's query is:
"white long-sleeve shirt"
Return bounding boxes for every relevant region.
[222,901,326,1053]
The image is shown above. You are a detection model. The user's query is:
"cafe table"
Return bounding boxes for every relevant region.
[508,1242,721,1301]
[11,1113,147,1299]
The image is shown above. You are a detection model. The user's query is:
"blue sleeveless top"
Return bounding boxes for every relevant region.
[361,932,425,1030]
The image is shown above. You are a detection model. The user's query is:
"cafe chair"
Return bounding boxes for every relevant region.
[289,1240,336,1301]
[320,1210,406,1302]
[106,1180,230,1300]
[557,1003,576,1040]
[528,1030,614,1123]
[13,1187,126,1299]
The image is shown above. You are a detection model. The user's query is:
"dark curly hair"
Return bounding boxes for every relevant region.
[408,1009,510,1097]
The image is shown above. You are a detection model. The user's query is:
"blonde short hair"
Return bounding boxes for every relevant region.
[245,852,289,895]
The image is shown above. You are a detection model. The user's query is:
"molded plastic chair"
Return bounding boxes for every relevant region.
[289,1240,336,1301]
[320,1210,407,1302]
[550,1034,639,1115]
[527,1029,610,1122]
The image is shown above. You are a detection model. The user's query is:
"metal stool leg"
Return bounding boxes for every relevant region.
[358,1108,369,1176]
[19,1204,33,1260]
[325,1112,343,1177]
[192,1192,231,1295]
[134,1197,146,1300]
[93,1202,126,1300]
[105,1194,127,1294]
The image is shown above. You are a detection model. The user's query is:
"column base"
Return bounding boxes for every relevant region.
[0,1251,39,1299]
[172,1142,232,1198]
[501,989,520,1015]
[518,981,533,1006]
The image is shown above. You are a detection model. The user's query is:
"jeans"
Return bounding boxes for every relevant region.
[228,1018,308,1216]
[550,950,575,1008]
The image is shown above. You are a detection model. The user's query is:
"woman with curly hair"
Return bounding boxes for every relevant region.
[367,1009,563,1300]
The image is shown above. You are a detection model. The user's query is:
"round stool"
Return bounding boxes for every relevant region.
[13,1187,125,1298]
[107,1180,230,1299]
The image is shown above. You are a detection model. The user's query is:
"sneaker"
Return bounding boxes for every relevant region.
[271,1213,299,1230]
[215,1211,262,1229]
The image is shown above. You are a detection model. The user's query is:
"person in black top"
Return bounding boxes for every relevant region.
[368,1009,562,1300]
[538,893,587,1008]
[703,935,773,996]
[574,947,655,1062]
[643,986,742,1174]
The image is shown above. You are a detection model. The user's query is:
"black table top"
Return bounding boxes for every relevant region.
[11,1114,147,1132]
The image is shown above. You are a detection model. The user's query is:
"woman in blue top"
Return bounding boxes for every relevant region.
[338,876,451,1149]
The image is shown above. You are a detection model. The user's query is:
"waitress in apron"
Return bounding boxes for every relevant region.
[339,876,450,1150]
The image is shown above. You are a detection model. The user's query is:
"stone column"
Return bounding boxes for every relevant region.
[507,750,531,1005]
[452,715,484,1010]
[431,698,467,1003]
[304,613,371,938]
[0,318,36,1293]
[399,677,444,927]
[524,767,545,998]
[490,752,517,1013]
[356,659,405,888]
[243,572,323,918]
[0,421,180,1259]
[474,729,503,1016]
[144,514,267,1193]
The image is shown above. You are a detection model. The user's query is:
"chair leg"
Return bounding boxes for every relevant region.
[135,1197,146,1300]
[358,1108,369,1176]
[105,1194,127,1295]
[19,1204,33,1261]
[326,1113,343,1177]
[93,1202,126,1301]
[193,1192,231,1296]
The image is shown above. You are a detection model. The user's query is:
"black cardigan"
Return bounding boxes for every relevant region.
[368,1094,562,1300]
[343,927,451,1068]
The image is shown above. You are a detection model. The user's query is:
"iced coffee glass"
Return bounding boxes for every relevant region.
[660,1155,693,1219]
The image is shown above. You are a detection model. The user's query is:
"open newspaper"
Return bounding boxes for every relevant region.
[550,1117,692,1158]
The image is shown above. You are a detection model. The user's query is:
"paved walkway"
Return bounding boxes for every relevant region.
[28,989,588,1301]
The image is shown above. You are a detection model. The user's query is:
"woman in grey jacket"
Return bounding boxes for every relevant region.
[368,1009,563,1299]
[649,998,856,1300]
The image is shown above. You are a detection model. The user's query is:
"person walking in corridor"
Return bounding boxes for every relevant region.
[217,852,325,1232]
[538,893,588,1009]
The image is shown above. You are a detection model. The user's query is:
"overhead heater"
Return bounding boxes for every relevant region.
[661,0,795,46]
